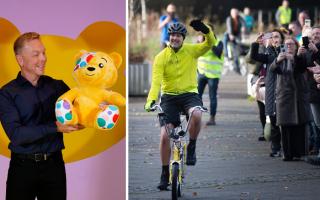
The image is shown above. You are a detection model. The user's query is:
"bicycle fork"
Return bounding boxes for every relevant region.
[169,142,187,184]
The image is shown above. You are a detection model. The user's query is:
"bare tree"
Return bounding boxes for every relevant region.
[141,0,147,38]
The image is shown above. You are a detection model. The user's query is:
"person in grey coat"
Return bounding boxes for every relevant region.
[270,36,311,161]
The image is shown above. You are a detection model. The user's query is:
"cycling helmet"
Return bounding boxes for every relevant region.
[168,22,187,39]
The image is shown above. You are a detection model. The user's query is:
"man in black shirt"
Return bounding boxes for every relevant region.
[0,32,84,200]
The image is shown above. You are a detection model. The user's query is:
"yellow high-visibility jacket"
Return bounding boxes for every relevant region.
[197,42,224,79]
[278,6,291,25]
[147,27,216,101]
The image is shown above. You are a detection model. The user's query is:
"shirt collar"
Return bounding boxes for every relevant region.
[168,44,184,53]
[16,72,44,87]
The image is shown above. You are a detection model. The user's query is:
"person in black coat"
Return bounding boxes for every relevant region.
[250,29,285,157]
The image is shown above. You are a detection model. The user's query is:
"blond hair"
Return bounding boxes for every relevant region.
[13,32,40,55]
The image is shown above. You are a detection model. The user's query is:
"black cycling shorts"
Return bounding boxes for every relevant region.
[159,93,203,127]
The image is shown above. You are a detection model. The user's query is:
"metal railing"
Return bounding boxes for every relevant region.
[129,62,151,96]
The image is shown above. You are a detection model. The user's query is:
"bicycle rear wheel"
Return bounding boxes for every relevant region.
[171,163,180,200]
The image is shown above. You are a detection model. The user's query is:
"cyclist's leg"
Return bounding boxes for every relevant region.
[188,109,202,140]
[158,94,181,189]
[178,93,203,139]
[179,93,203,165]
[160,125,172,165]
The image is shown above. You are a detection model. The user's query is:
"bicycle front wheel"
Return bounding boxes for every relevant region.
[171,163,180,200]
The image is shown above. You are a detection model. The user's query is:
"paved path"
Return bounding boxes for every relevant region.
[129,71,320,200]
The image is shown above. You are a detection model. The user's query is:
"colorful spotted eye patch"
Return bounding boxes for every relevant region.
[73,52,96,71]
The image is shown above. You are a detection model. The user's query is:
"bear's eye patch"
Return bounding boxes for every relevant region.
[99,63,104,68]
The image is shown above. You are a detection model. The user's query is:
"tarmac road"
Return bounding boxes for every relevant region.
[128,71,320,200]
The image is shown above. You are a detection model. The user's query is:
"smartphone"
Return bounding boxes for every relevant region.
[305,19,311,27]
[302,36,309,48]
[280,44,286,53]
[263,33,272,40]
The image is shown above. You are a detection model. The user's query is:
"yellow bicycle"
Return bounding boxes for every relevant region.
[151,104,207,200]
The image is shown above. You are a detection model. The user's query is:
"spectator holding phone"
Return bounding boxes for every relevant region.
[302,26,320,161]
[246,33,271,141]
[250,29,285,156]
[270,36,311,161]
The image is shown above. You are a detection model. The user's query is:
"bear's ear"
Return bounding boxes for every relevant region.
[74,50,88,60]
[109,52,122,69]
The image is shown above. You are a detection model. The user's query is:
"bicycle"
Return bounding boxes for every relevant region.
[150,104,208,200]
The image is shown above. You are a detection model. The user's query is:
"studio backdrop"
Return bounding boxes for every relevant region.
[0,0,126,199]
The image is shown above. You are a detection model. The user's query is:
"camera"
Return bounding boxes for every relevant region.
[263,33,272,40]
[302,36,309,48]
[280,44,286,53]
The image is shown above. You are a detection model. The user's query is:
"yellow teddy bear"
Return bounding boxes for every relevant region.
[55,50,125,130]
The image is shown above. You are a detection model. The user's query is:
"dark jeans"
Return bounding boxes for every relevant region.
[280,124,306,158]
[270,115,281,152]
[197,74,219,117]
[6,152,66,200]
[257,101,266,135]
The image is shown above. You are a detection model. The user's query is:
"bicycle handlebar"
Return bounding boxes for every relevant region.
[151,104,208,140]
[150,104,163,112]
[150,104,208,114]
[190,105,208,113]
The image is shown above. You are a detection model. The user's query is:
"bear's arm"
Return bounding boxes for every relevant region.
[102,91,125,107]
[58,88,80,101]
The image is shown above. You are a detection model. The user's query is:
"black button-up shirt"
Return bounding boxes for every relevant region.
[0,72,69,154]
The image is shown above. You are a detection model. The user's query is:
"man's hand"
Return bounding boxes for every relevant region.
[256,33,264,45]
[308,42,319,53]
[314,74,320,83]
[308,61,320,74]
[285,53,294,61]
[256,76,265,86]
[56,121,85,133]
[144,100,155,112]
[297,46,307,56]
[229,34,235,41]
[276,52,286,63]
[190,19,209,34]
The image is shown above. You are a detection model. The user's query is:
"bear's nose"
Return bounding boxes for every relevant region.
[87,67,95,71]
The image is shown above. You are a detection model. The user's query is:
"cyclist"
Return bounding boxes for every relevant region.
[144,20,216,190]
[223,8,246,74]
